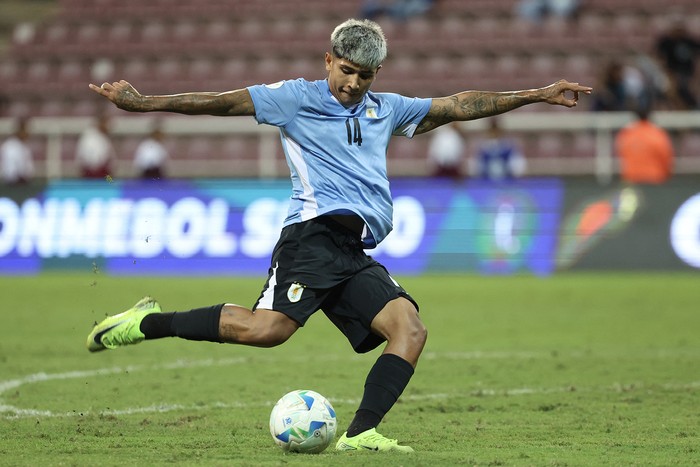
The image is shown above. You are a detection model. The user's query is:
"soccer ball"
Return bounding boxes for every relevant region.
[269,389,337,453]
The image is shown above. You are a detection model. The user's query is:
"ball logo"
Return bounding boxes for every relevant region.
[287,282,305,303]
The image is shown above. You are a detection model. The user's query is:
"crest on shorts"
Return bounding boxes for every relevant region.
[287,282,305,303]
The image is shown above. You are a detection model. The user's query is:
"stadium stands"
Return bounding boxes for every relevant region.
[0,0,698,177]
[6,0,698,105]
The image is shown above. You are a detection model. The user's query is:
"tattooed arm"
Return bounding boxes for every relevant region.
[415,79,592,134]
[88,80,255,116]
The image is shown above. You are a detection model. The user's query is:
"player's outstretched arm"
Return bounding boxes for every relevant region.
[88,80,255,116]
[415,79,592,134]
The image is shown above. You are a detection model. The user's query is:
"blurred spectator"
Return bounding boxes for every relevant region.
[361,0,434,21]
[615,107,674,184]
[470,118,526,181]
[133,125,168,179]
[76,115,115,178]
[427,122,466,178]
[516,0,580,23]
[591,60,650,112]
[655,17,700,110]
[1,118,34,184]
[632,54,672,110]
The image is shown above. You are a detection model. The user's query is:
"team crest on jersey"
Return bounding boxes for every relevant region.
[287,282,306,303]
[366,108,378,119]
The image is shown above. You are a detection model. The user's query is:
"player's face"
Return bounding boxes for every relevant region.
[325,53,379,107]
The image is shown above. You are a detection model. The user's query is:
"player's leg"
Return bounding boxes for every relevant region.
[87,219,337,353]
[336,297,426,452]
[370,296,427,366]
[217,305,299,347]
[141,303,300,347]
[87,298,300,352]
[329,266,426,452]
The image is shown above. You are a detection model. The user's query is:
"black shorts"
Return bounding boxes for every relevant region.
[253,216,418,353]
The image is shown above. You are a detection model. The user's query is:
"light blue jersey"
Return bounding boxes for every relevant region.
[247,78,431,248]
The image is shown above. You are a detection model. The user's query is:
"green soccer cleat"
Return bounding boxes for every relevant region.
[87,296,161,352]
[335,428,414,453]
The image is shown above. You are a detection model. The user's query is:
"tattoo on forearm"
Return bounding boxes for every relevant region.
[160,94,221,114]
[418,90,536,134]
[116,89,254,116]
[459,91,533,118]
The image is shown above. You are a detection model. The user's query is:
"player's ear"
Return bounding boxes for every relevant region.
[324,52,333,72]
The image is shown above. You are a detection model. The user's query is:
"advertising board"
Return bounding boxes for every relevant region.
[0,178,564,275]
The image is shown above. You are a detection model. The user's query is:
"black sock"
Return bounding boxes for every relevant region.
[140,304,223,342]
[346,353,414,437]
[139,312,175,339]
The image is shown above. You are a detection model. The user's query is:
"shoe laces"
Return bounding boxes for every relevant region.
[102,320,138,347]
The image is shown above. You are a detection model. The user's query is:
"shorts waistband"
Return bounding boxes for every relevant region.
[326,214,364,237]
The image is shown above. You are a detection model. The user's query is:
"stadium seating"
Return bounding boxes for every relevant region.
[1,0,698,177]
[5,0,698,104]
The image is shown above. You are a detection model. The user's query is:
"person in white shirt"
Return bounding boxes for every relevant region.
[1,118,34,184]
[75,115,115,178]
[427,122,466,178]
[133,126,168,179]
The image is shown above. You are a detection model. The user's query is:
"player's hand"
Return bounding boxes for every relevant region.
[541,79,592,108]
[88,80,145,112]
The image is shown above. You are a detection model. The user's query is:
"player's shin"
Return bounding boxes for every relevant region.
[346,353,414,436]
[140,303,224,342]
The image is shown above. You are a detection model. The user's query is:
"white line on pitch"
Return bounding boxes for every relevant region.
[2,353,699,420]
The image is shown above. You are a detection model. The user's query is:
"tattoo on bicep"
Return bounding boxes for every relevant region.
[226,92,255,115]
[416,97,457,133]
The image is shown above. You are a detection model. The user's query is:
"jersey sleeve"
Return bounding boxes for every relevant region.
[247,79,306,127]
[383,94,432,138]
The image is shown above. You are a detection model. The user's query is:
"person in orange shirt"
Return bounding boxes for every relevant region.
[615,107,674,184]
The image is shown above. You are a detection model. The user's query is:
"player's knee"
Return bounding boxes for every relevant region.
[401,301,426,341]
[407,314,428,347]
[373,298,426,343]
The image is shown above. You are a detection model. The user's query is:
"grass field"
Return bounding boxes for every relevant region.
[1,272,699,466]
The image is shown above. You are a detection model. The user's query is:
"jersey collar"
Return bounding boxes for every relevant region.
[322,79,369,115]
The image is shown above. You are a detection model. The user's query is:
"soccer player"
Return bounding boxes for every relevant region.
[87,18,592,452]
